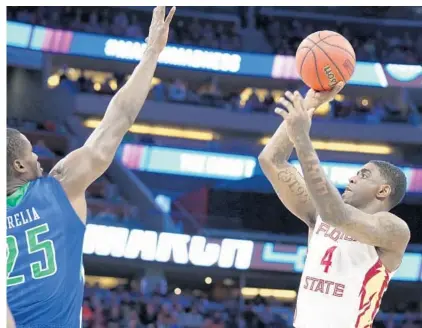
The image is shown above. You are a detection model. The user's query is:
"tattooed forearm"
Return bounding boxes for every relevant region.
[277,168,311,204]
[294,134,347,226]
[260,121,294,166]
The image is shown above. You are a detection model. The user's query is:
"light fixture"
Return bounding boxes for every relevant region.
[205,277,212,284]
[47,75,60,88]
[259,138,392,155]
[174,288,181,295]
[93,82,101,91]
[84,119,215,141]
[241,287,297,300]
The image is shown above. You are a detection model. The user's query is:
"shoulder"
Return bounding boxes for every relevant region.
[375,212,410,235]
[375,212,410,272]
[375,211,411,248]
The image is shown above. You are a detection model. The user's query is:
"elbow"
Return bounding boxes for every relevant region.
[258,152,272,173]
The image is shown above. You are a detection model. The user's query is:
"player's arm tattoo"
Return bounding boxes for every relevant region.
[293,134,410,251]
[269,125,294,167]
[293,133,349,226]
[259,122,317,227]
[276,168,312,205]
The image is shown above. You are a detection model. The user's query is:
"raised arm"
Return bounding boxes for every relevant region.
[276,91,410,271]
[258,86,342,229]
[50,7,175,202]
[258,116,317,228]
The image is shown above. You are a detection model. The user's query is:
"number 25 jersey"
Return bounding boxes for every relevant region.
[294,216,395,328]
[7,177,86,328]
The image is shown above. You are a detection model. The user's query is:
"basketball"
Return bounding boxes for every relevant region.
[295,31,356,91]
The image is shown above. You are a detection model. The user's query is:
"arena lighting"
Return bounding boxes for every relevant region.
[93,82,101,92]
[108,79,118,91]
[85,275,126,289]
[205,277,212,284]
[241,287,297,300]
[47,75,60,88]
[259,138,393,155]
[84,119,215,141]
[174,288,182,295]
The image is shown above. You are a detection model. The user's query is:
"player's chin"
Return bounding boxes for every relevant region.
[342,194,351,204]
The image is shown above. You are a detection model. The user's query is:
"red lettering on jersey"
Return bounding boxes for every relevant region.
[344,235,356,241]
[316,222,356,242]
[303,276,345,298]
[309,277,318,290]
[316,222,330,235]
[329,229,342,241]
[334,283,345,297]
[314,280,324,293]
[324,280,334,294]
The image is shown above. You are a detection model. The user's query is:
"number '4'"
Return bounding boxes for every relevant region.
[320,246,337,273]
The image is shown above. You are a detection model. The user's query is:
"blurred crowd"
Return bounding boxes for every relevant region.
[82,283,421,328]
[61,72,422,126]
[8,6,422,64]
[255,14,421,64]
[83,283,292,328]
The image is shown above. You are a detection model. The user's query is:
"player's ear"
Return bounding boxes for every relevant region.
[13,159,26,173]
[377,184,391,200]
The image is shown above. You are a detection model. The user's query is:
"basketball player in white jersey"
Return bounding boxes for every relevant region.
[259,85,410,328]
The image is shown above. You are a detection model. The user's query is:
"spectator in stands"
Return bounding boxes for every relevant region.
[126,14,144,38]
[85,10,103,34]
[110,11,128,36]
[198,77,222,106]
[151,81,167,102]
[168,79,187,102]
[243,302,258,328]
[244,89,261,113]
[179,304,204,328]
[256,304,274,328]
[82,299,94,325]
[157,303,178,327]
[33,140,55,159]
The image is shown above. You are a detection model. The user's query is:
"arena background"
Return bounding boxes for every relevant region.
[6,5,422,328]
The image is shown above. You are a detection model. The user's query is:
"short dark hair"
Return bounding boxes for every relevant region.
[370,160,407,208]
[7,128,26,179]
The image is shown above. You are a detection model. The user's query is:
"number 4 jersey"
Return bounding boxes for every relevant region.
[7,176,86,328]
[294,216,395,328]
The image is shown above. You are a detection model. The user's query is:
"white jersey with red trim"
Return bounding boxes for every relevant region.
[294,216,395,328]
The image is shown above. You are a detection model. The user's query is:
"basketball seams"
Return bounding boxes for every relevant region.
[298,34,340,78]
[306,38,347,82]
[318,40,356,61]
[309,50,327,91]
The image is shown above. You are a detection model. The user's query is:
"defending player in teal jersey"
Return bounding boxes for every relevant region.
[6,7,176,327]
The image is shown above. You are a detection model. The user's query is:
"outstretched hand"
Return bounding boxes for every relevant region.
[275,91,314,144]
[304,82,344,110]
[146,6,176,53]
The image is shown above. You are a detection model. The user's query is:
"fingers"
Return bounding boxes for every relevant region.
[165,6,176,25]
[281,91,304,113]
[334,81,345,93]
[308,108,316,118]
[274,107,288,120]
[153,6,165,21]
[284,91,294,103]
[293,91,305,112]
[278,96,294,113]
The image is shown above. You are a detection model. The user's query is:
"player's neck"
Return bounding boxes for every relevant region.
[7,177,30,196]
[356,201,389,214]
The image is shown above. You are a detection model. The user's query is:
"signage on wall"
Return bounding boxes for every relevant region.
[83,224,422,282]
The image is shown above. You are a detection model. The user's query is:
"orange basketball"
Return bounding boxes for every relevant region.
[295,31,356,91]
